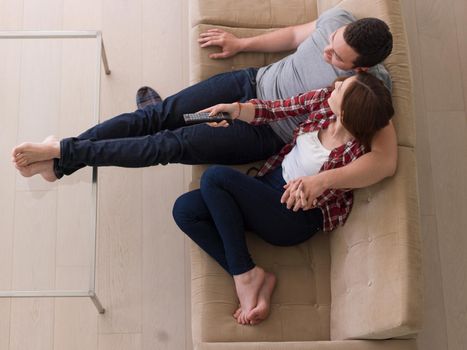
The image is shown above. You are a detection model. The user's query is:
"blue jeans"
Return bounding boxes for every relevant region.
[54,68,284,177]
[172,165,324,275]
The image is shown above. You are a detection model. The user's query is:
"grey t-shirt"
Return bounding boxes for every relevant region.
[255,8,392,143]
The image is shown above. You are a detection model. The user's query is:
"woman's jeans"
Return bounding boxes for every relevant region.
[54,68,284,177]
[172,165,324,276]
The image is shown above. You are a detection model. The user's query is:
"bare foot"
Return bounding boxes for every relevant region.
[12,135,60,167]
[247,272,276,325]
[15,160,57,182]
[233,266,265,325]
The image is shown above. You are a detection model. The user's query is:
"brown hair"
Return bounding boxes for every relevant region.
[339,72,394,150]
[344,18,393,68]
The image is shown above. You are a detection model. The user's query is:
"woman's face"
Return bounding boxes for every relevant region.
[327,76,357,117]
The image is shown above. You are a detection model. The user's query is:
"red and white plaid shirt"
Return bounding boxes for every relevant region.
[249,87,367,232]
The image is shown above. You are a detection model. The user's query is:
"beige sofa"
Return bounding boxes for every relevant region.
[188,0,422,349]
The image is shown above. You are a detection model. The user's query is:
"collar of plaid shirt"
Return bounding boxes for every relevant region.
[251,88,367,231]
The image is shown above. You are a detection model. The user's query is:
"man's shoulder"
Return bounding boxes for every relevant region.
[368,64,393,92]
[316,7,356,29]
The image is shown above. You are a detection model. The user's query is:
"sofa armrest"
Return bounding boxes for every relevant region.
[329,146,422,340]
[190,0,317,29]
[195,339,418,350]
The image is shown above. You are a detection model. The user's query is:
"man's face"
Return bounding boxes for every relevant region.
[323,26,359,71]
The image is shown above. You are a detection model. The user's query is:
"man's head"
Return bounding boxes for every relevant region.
[323,17,393,71]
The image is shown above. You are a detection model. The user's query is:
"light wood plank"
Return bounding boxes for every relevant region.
[99,333,141,350]
[416,215,449,350]
[54,298,98,350]
[139,0,190,348]
[12,190,57,290]
[141,0,189,97]
[97,167,143,334]
[0,300,11,350]
[10,299,54,350]
[141,166,186,350]
[0,0,23,30]
[0,39,22,348]
[453,0,467,109]
[52,4,103,349]
[400,0,436,216]
[427,111,467,350]
[22,0,62,30]
[415,0,464,112]
[62,0,101,30]
[97,0,144,335]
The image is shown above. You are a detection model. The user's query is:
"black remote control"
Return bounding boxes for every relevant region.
[183,112,233,125]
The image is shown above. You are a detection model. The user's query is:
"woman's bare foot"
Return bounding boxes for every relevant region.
[12,135,60,167]
[15,160,57,182]
[233,266,265,325]
[247,272,276,325]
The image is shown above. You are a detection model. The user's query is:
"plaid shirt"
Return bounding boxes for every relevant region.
[249,87,366,232]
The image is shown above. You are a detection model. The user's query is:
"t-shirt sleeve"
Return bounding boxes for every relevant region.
[316,8,356,38]
[369,64,393,92]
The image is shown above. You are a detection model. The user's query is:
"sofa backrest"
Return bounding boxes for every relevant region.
[317,0,422,340]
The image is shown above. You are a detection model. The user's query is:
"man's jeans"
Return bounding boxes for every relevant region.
[172,166,324,275]
[54,68,285,177]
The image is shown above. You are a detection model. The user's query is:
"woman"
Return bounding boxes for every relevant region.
[172,72,394,326]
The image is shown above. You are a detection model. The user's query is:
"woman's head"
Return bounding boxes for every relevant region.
[327,72,394,150]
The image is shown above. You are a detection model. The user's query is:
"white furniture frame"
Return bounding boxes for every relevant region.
[0,31,110,314]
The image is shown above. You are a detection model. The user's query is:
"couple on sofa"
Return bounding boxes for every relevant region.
[12,8,396,326]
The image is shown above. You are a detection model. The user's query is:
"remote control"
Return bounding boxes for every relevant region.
[183,112,233,125]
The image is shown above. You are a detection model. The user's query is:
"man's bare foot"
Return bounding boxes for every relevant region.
[233,266,265,325]
[12,135,60,167]
[15,160,57,182]
[247,272,276,325]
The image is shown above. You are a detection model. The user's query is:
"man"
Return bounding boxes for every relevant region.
[13,8,396,208]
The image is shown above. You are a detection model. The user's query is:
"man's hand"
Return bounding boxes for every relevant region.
[198,29,243,59]
[281,173,328,211]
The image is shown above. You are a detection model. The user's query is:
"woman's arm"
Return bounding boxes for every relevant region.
[282,121,398,209]
[201,88,329,126]
[198,21,316,59]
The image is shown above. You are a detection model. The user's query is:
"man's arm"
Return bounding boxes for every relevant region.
[281,121,398,210]
[198,21,316,59]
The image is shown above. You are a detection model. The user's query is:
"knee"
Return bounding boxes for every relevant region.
[200,165,234,189]
[172,192,196,230]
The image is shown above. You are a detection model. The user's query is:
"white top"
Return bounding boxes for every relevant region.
[282,130,332,183]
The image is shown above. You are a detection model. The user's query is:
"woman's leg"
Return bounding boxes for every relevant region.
[172,189,232,274]
[198,165,323,324]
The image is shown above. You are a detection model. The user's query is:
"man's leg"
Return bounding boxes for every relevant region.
[76,68,259,141]
[56,119,284,177]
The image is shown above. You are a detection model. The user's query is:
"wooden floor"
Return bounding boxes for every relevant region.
[0,0,465,349]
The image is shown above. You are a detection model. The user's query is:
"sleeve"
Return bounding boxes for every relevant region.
[249,88,330,125]
[368,64,393,92]
[316,8,356,37]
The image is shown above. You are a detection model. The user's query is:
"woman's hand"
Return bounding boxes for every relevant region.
[281,174,328,211]
[198,29,244,59]
[198,103,240,127]
[281,179,307,212]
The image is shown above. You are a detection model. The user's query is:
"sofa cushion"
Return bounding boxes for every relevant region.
[190,230,332,342]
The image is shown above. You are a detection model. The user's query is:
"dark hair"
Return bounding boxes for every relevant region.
[343,18,393,68]
[340,72,394,150]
